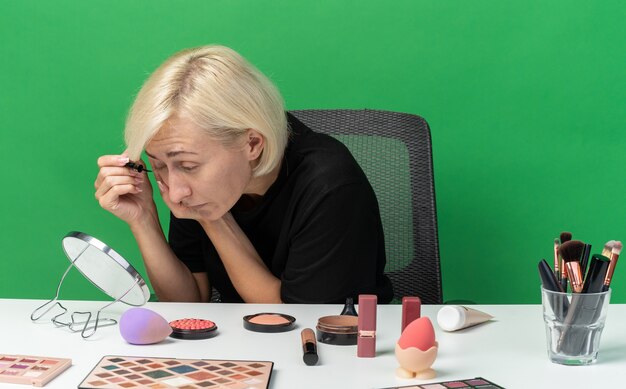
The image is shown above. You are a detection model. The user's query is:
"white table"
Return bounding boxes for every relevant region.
[2,299,626,388]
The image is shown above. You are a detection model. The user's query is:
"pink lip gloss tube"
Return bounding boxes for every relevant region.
[357,294,377,358]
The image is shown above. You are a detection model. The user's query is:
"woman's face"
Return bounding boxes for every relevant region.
[145,116,261,221]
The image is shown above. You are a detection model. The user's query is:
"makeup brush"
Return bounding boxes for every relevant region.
[601,241,615,258]
[559,240,585,293]
[559,232,572,291]
[553,239,561,282]
[602,241,622,292]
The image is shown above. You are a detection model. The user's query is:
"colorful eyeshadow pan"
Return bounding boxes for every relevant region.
[169,318,218,340]
[243,313,296,333]
[378,377,504,389]
[169,365,197,374]
[445,382,467,388]
[144,370,172,379]
[0,354,71,387]
[79,356,274,389]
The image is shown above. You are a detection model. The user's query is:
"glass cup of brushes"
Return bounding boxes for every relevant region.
[541,287,611,365]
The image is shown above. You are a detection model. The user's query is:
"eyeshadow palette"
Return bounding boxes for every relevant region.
[0,354,72,387]
[79,355,274,389]
[378,377,505,389]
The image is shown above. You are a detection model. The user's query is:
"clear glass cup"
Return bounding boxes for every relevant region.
[541,286,611,365]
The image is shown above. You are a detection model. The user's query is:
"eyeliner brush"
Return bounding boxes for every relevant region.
[559,240,585,293]
[553,239,561,282]
[559,232,572,291]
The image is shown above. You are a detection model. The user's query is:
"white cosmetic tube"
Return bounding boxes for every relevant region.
[437,305,493,332]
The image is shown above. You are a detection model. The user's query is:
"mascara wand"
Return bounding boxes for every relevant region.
[125,162,152,173]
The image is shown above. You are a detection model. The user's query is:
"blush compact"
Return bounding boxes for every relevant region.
[243,313,296,333]
[316,315,359,345]
[169,318,218,340]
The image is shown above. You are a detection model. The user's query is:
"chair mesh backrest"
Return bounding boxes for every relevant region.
[291,109,442,304]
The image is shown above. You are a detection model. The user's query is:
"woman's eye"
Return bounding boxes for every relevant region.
[180,165,198,172]
[153,164,166,171]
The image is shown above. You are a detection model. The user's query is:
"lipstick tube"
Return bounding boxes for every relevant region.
[401,296,421,332]
[357,294,377,358]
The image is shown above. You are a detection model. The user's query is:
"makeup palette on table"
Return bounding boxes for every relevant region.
[378,376,504,389]
[0,354,71,387]
[79,356,273,389]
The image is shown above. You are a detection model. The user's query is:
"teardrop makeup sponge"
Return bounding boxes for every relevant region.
[395,317,438,379]
[119,308,172,345]
[398,316,436,350]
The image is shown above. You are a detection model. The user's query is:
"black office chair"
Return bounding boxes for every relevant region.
[291,109,443,304]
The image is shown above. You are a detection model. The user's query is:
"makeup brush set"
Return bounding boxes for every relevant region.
[538,232,621,296]
[538,232,622,358]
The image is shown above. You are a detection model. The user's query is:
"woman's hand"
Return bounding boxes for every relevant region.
[95,154,156,225]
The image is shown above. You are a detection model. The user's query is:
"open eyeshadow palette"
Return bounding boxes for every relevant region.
[79,355,274,389]
[379,377,504,389]
[0,354,72,387]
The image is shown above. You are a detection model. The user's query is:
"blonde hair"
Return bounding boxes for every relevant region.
[124,45,288,177]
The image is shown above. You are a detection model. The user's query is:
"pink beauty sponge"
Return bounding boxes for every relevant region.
[398,316,436,350]
[395,316,438,379]
[119,307,172,345]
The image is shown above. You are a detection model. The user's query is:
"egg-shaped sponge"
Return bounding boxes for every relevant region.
[398,316,436,351]
[119,307,172,345]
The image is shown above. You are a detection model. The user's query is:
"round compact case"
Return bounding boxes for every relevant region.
[169,318,218,340]
[243,313,296,333]
[316,315,359,345]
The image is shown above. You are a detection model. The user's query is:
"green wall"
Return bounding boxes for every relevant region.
[1,1,624,304]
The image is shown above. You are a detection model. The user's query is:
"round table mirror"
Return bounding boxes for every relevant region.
[61,231,150,306]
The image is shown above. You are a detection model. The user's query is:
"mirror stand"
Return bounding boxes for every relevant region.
[30,232,149,338]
